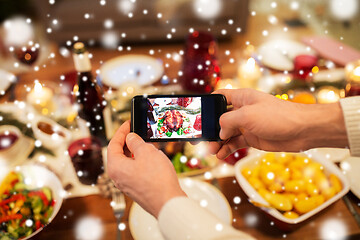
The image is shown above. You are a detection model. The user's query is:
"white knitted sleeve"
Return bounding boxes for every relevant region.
[340,96,360,157]
[158,197,255,240]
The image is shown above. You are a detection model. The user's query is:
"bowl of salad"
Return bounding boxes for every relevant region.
[0,165,64,239]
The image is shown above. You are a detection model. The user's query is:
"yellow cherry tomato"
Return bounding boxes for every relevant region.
[314,173,330,191]
[306,182,320,196]
[329,174,342,193]
[284,180,306,193]
[248,177,265,190]
[322,187,336,200]
[268,182,283,193]
[303,162,323,179]
[294,195,325,214]
[283,211,300,219]
[241,167,252,179]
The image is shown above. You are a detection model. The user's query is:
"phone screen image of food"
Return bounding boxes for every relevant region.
[146,97,202,139]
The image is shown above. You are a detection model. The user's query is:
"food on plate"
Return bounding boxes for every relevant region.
[241,153,342,219]
[172,152,209,173]
[177,97,193,107]
[0,132,18,151]
[169,142,217,175]
[37,122,66,138]
[147,97,202,139]
[163,110,184,133]
[0,171,54,239]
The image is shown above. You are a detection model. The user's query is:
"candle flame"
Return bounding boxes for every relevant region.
[354,66,360,77]
[225,83,233,89]
[246,58,256,69]
[34,81,42,93]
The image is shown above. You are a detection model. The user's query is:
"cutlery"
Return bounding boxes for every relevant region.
[111,189,126,240]
[342,195,360,228]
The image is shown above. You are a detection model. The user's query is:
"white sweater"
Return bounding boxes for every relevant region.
[157,97,360,240]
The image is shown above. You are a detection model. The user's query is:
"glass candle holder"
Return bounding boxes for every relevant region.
[180,31,220,93]
[345,59,360,96]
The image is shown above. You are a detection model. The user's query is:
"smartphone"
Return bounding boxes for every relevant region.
[131,94,227,142]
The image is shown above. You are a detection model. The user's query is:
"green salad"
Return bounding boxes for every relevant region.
[0,172,54,240]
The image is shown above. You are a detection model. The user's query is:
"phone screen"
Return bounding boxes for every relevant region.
[147,97,202,139]
[132,94,226,142]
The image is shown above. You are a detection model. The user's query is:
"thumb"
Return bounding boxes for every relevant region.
[126,133,148,157]
[219,109,247,140]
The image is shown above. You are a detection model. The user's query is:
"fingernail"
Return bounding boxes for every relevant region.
[219,130,225,140]
[127,133,137,142]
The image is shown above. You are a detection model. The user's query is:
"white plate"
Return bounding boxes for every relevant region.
[340,157,360,199]
[100,54,164,88]
[129,178,232,240]
[307,148,350,163]
[258,39,316,71]
[234,150,349,225]
[0,164,64,240]
[0,69,16,93]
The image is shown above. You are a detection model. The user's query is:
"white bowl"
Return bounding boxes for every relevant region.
[0,164,64,240]
[31,116,72,151]
[234,150,350,227]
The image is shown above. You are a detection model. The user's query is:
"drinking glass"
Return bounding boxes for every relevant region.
[68,137,104,185]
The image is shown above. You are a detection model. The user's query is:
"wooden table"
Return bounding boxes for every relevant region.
[2,4,360,240]
[32,177,360,240]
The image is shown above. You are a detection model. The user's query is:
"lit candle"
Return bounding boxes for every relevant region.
[345,60,360,96]
[317,86,340,104]
[27,81,54,115]
[215,78,240,90]
[237,57,261,88]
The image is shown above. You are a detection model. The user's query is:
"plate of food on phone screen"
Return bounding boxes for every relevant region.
[146,97,202,139]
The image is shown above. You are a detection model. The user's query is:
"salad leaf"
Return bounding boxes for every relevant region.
[177,128,184,135]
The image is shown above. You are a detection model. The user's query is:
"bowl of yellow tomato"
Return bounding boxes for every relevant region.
[235,151,349,229]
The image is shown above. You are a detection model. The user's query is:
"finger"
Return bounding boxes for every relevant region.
[219,110,246,140]
[213,88,265,108]
[107,121,130,157]
[216,135,248,160]
[212,89,247,107]
[189,141,200,145]
[208,141,222,155]
[126,132,156,158]
[107,121,134,178]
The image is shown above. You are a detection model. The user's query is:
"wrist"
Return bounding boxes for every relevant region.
[300,102,348,149]
[154,189,187,218]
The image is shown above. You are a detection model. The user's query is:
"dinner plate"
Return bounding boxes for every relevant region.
[340,157,360,199]
[100,54,164,88]
[129,178,232,240]
[257,39,316,71]
[0,69,16,94]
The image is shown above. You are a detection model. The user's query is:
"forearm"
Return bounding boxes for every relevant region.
[300,102,348,150]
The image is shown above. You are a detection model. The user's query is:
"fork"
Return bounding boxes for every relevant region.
[111,189,126,240]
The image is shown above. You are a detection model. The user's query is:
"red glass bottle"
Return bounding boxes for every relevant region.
[72,42,108,146]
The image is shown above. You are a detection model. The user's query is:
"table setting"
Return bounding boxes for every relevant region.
[1,1,360,239]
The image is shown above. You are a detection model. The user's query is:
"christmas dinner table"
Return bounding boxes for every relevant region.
[1,6,360,240]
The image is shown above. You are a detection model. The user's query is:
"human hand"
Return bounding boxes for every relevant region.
[107,121,186,218]
[209,88,348,159]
